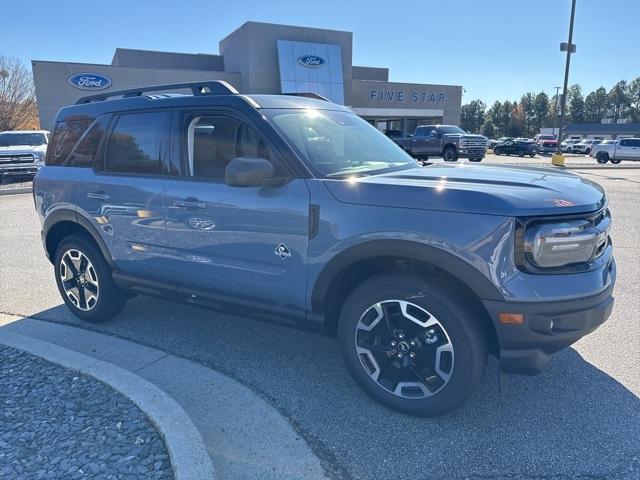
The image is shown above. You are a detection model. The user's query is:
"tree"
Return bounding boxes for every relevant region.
[567,84,585,124]
[519,93,535,137]
[460,99,486,134]
[584,87,608,123]
[628,77,640,122]
[607,80,630,123]
[0,56,37,131]
[532,92,550,133]
[480,119,496,138]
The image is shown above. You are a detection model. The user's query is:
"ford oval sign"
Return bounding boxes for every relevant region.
[68,72,112,90]
[298,55,326,68]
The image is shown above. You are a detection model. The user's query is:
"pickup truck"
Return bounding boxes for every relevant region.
[590,138,640,164]
[393,125,487,162]
[0,130,50,179]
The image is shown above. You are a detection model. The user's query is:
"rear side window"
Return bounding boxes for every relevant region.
[628,139,640,147]
[46,118,93,166]
[104,112,169,175]
[65,116,109,167]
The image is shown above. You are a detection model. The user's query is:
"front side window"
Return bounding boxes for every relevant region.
[264,109,417,178]
[183,115,275,180]
[105,112,168,175]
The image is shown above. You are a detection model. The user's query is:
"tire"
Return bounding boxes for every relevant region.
[585,148,591,155]
[610,158,622,164]
[493,148,501,155]
[337,272,488,417]
[468,157,483,162]
[442,146,458,162]
[53,233,125,323]
[596,152,609,164]
[529,154,535,158]
[518,151,525,157]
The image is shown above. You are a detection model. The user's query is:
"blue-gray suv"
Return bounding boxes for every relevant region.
[34,81,616,416]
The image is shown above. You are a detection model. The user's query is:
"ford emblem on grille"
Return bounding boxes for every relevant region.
[298,55,326,68]
[68,72,112,90]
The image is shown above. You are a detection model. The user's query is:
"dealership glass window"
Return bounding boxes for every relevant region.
[104,112,168,175]
[46,118,93,166]
[184,116,274,181]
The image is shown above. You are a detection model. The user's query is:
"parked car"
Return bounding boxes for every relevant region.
[538,139,559,155]
[487,137,512,150]
[590,137,640,164]
[533,133,556,144]
[393,125,487,162]
[561,139,581,152]
[34,81,616,417]
[572,139,601,154]
[492,139,538,157]
[0,130,50,180]
[384,129,402,139]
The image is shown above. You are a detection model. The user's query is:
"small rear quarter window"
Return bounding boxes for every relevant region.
[46,118,93,166]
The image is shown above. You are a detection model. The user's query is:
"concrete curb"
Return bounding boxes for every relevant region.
[0,188,32,196]
[0,330,216,480]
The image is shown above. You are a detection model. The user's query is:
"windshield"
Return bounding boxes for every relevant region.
[0,133,47,147]
[264,109,418,178]
[438,126,467,135]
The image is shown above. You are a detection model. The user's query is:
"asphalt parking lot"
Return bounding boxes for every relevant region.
[1,168,639,479]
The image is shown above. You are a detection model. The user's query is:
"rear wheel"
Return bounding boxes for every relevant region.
[596,152,609,164]
[337,273,488,416]
[443,146,458,162]
[468,157,483,162]
[610,157,622,164]
[54,234,125,323]
[493,147,502,155]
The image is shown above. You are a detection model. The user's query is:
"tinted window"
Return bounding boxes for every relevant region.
[65,117,109,167]
[46,119,93,166]
[0,133,47,147]
[105,112,168,174]
[184,116,274,180]
[627,139,640,147]
[620,139,631,147]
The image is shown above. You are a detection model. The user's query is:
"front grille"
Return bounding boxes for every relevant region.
[460,138,487,148]
[0,154,35,165]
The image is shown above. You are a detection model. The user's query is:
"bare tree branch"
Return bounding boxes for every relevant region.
[0,56,37,131]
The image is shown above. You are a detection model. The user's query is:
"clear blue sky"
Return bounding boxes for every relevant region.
[3,0,638,105]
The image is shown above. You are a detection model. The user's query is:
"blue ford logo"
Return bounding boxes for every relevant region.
[298,55,326,68]
[68,72,112,90]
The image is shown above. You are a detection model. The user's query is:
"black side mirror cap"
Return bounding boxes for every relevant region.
[225,157,274,187]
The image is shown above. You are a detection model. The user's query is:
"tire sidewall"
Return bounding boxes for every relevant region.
[337,274,487,416]
[53,234,123,322]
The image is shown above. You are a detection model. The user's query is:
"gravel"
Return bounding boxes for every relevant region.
[0,345,173,480]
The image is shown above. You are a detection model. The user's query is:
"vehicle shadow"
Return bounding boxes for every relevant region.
[9,300,640,479]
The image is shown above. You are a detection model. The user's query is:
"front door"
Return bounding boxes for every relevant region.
[163,110,310,316]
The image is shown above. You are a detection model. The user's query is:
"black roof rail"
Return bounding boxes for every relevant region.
[283,92,331,102]
[75,80,239,105]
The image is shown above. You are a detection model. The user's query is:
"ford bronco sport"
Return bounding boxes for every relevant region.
[34,81,616,416]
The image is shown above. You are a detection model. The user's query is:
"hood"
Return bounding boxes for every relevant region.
[0,144,47,155]
[323,164,606,217]
[443,133,486,140]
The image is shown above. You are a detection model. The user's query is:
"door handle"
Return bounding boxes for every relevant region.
[173,198,206,209]
[87,190,109,201]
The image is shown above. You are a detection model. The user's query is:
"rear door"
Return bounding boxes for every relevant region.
[626,139,640,160]
[616,139,636,160]
[163,108,310,316]
[76,111,173,281]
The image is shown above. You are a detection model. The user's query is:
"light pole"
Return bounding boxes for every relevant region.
[552,86,562,136]
[553,0,577,165]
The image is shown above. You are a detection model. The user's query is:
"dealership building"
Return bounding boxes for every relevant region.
[32,21,462,133]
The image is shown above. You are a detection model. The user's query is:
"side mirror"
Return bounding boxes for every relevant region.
[225,157,274,187]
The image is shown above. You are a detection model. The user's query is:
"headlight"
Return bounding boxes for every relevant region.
[33,152,45,165]
[519,212,610,270]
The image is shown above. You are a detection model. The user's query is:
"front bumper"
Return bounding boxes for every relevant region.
[483,279,615,375]
[458,148,486,158]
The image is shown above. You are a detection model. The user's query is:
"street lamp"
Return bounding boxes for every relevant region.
[552,0,577,166]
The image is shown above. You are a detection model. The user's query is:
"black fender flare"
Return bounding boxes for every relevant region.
[43,209,115,268]
[310,239,505,314]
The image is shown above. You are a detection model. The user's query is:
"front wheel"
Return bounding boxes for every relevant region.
[468,157,483,162]
[596,152,609,164]
[337,273,488,416]
[443,146,458,162]
[54,234,126,323]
